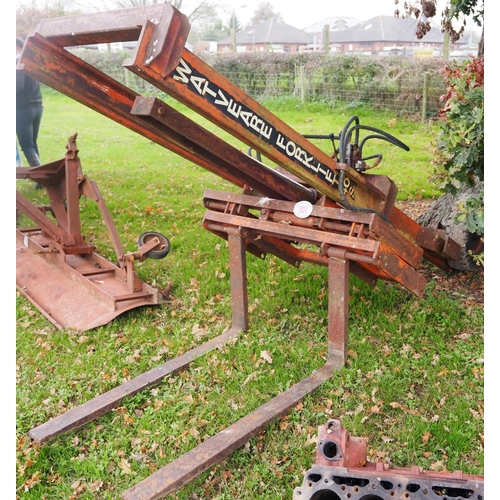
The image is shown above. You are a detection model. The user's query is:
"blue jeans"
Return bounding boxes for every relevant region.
[16,102,43,166]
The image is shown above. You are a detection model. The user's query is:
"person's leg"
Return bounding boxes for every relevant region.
[31,103,43,159]
[16,104,41,166]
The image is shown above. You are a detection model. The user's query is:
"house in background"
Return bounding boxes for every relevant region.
[302,16,361,51]
[217,19,310,53]
[326,15,468,56]
[214,14,473,58]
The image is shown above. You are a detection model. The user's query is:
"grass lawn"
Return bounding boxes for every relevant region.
[16,89,484,499]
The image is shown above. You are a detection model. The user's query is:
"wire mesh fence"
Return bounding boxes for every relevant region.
[220,69,443,116]
[71,49,450,118]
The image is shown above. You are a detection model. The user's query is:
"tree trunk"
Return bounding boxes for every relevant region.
[416,182,484,271]
[478,26,484,58]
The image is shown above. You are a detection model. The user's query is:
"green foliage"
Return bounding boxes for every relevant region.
[457,193,484,235]
[449,0,484,24]
[432,58,484,237]
[226,12,242,31]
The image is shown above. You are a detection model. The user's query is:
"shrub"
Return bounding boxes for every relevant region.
[434,58,484,190]
[432,57,484,263]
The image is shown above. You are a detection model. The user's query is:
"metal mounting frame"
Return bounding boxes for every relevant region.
[16,135,166,331]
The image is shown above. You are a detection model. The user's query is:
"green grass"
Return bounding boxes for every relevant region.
[16,89,483,499]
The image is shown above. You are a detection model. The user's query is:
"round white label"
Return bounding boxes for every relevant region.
[293,201,313,219]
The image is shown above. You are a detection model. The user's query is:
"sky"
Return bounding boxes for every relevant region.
[14,0,479,34]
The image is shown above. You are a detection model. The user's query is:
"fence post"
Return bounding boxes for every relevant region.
[299,65,306,104]
[422,71,429,121]
[323,25,330,53]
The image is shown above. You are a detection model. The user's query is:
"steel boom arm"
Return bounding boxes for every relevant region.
[21,3,458,267]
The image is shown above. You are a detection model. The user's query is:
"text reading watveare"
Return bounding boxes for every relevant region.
[171,58,356,199]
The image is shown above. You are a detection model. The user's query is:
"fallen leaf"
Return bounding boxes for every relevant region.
[260,350,273,364]
[120,458,132,474]
[305,433,317,446]
[89,480,104,492]
[71,480,81,490]
[243,372,257,385]
[430,460,447,472]
[422,431,431,445]
[183,394,194,404]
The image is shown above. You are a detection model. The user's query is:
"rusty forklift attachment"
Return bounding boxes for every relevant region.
[16,4,472,499]
[19,3,459,269]
[16,135,168,331]
[293,419,484,499]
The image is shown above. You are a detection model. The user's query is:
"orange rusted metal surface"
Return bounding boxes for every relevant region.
[16,135,168,331]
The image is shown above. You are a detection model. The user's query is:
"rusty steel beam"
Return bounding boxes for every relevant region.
[125,25,459,268]
[127,19,399,216]
[203,211,425,297]
[121,255,350,500]
[293,419,484,500]
[130,96,317,203]
[18,35,315,204]
[33,3,188,75]
[28,326,244,443]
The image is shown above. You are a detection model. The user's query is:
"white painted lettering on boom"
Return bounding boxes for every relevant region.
[171,59,352,194]
[173,58,191,83]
